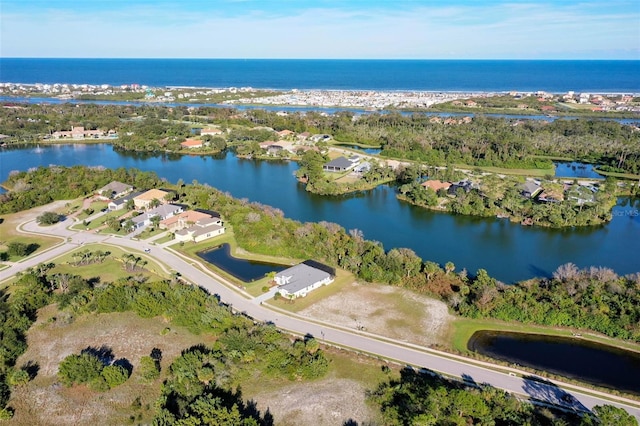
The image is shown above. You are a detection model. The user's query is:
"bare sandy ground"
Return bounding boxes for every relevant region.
[299,281,454,348]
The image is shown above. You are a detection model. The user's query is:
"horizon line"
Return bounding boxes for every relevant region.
[2,57,638,61]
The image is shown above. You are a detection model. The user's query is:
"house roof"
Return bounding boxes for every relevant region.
[147,203,182,217]
[421,180,451,192]
[276,263,331,294]
[181,139,202,148]
[160,210,212,227]
[522,181,541,194]
[136,189,170,202]
[109,191,144,206]
[98,181,132,196]
[201,128,223,134]
[324,156,353,169]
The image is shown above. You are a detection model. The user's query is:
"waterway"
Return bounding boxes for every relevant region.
[2,144,639,283]
[468,330,640,395]
[2,96,639,125]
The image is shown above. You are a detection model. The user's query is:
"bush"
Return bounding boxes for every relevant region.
[139,356,160,382]
[57,353,104,387]
[101,364,130,388]
[36,211,62,225]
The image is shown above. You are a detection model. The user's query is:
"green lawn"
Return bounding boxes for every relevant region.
[51,243,168,282]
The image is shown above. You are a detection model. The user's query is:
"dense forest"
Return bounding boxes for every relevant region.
[2,102,639,174]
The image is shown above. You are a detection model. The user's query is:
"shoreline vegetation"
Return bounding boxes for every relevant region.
[3,99,639,227]
[1,165,639,343]
[0,165,639,422]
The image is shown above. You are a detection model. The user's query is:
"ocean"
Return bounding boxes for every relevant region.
[1,58,639,93]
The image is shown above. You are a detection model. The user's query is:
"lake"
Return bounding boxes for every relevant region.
[554,161,603,179]
[2,143,639,283]
[468,330,640,395]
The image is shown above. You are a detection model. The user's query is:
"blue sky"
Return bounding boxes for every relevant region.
[2,0,639,59]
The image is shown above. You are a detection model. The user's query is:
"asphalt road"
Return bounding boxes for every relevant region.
[2,216,639,420]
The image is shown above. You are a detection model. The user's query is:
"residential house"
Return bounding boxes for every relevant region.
[174,217,225,243]
[274,262,334,298]
[180,139,203,149]
[521,181,542,198]
[421,180,452,192]
[130,204,183,230]
[277,129,295,139]
[108,191,143,211]
[97,181,133,200]
[133,189,171,210]
[51,126,104,139]
[538,188,564,203]
[322,156,359,172]
[201,128,224,136]
[266,144,284,155]
[297,131,311,141]
[160,210,216,232]
[448,180,474,195]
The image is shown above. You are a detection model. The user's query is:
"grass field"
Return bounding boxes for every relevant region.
[50,243,168,282]
[0,205,65,261]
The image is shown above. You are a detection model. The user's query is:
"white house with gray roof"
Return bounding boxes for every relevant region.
[275,263,334,298]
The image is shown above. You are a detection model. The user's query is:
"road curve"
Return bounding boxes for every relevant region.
[2,216,639,420]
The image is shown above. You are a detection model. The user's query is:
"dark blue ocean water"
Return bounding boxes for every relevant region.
[1,59,638,92]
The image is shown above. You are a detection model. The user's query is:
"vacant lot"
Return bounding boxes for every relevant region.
[9,305,386,425]
[299,281,454,348]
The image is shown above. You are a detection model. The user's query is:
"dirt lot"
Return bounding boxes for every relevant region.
[9,307,212,426]
[8,305,385,426]
[299,281,454,348]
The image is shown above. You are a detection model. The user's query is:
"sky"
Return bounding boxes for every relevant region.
[1,0,639,59]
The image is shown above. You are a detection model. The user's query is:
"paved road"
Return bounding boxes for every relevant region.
[2,217,639,420]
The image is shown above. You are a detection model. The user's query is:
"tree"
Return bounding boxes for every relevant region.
[36,211,62,225]
[591,405,638,426]
[7,242,34,257]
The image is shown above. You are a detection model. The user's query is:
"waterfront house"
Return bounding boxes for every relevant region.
[274,261,334,298]
[51,126,104,139]
[97,181,133,200]
[133,189,171,210]
[422,180,452,192]
[522,181,542,198]
[180,139,203,149]
[174,217,225,243]
[201,128,224,136]
[323,156,359,172]
[160,210,216,232]
[448,180,474,195]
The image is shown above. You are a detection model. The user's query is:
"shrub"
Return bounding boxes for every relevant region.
[101,364,130,388]
[36,211,62,225]
[57,353,104,387]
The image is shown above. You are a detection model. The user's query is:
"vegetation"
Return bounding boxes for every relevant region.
[398,166,618,228]
[369,367,638,426]
[36,211,63,225]
[2,102,638,174]
[2,165,638,343]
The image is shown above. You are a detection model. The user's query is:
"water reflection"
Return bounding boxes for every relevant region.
[468,330,640,394]
[197,243,286,282]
